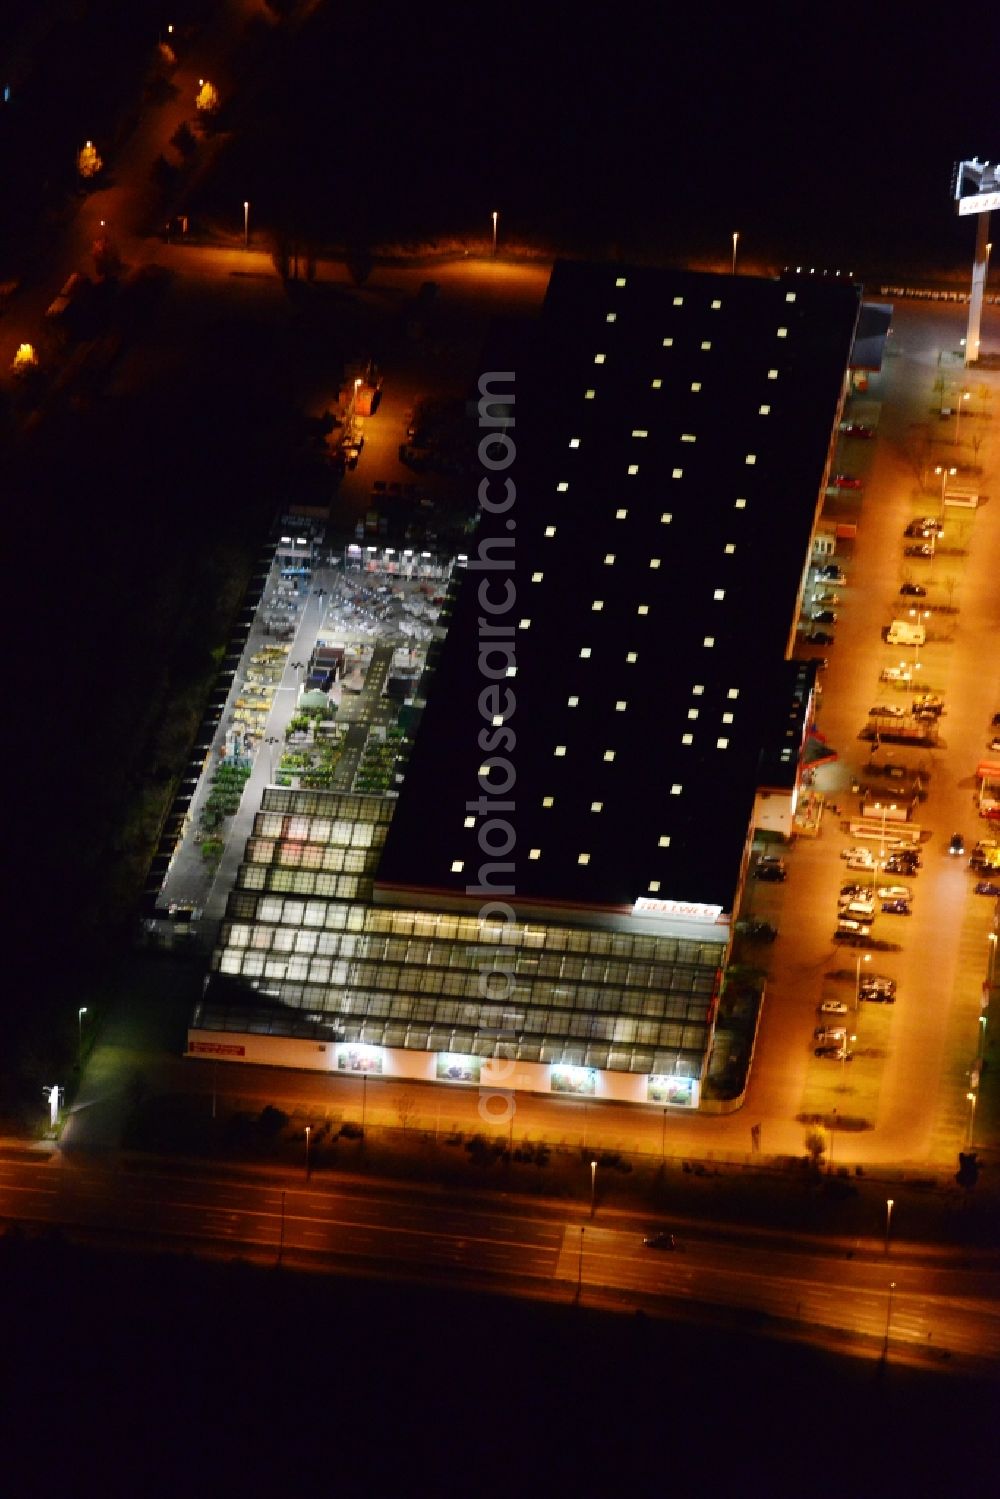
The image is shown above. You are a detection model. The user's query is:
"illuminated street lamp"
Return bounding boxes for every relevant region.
[855,952,871,1012]
[882,1280,896,1359]
[966,1090,977,1148]
[872,801,896,873]
[840,1033,856,1090]
[731,230,739,275]
[884,1197,894,1253]
[305,1123,312,1180]
[491,210,498,258]
[987,931,997,984]
[243,200,249,248]
[954,387,970,445]
[934,463,957,519]
[78,1006,88,1066]
[589,1158,597,1218]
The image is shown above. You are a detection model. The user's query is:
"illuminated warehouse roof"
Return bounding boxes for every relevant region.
[377,261,861,915]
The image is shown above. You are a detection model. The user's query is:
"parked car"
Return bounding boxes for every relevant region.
[738,919,777,941]
[869,704,905,718]
[818,564,847,581]
[643,1232,676,1249]
[819,1000,849,1015]
[912,694,943,712]
[755,856,787,882]
[877,886,912,900]
[839,422,874,438]
[974,881,1000,897]
[840,883,870,899]
[807,630,835,645]
[949,832,966,855]
[832,474,862,489]
[842,846,875,864]
[814,591,841,605]
[880,898,911,914]
[904,518,943,538]
[812,609,837,624]
[860,976,896,1002]
[904,544,934,558]
[815,1045,854,1060]
[884,854,920,876]
[880,665,913,682]
[814,1026,847,1043]
[899,583,927,597]
[837,917,871,934]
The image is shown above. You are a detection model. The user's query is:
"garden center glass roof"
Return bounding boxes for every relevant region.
[200,791,720,1073]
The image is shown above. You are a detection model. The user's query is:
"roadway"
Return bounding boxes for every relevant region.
[2,1148,997,1370]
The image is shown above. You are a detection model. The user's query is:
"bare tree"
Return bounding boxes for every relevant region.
[395,1090,417,1135]
[804,1126,827,1170]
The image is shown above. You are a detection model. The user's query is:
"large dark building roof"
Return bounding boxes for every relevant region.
[378,261,860,914]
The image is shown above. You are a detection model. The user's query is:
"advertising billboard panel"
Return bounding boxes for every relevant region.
[435,1053,482,1084]
[550,1065,597,1096]
[647,1074,699,1108]
[335,1044,384,1074]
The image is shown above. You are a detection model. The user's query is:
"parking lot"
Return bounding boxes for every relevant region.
[742,299,999,1161]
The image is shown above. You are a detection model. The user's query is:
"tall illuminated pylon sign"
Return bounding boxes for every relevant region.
[951,159,998,366]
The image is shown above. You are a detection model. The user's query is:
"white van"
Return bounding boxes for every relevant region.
[887,619,926,646]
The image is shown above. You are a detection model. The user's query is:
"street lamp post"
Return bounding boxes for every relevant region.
[840,1032,855,1091]
[491,210,498,257]
[243,200,249,248]
[934,464,957,520]
[77,1006,88,1066]
[589,1158,597,1218]
[264,734,281,781]
[855,952,871,1012]
[827,1107,837,1174]
[731,231,739,275]
[987,931,997,985]
[882,1280,896,1359]
[979,1014,988,1061]
[966,1090,977,1148]
[872,801,896,874]
[954,388,970,446]
[884,1197,894,1253]
[304,1124,312,1180]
